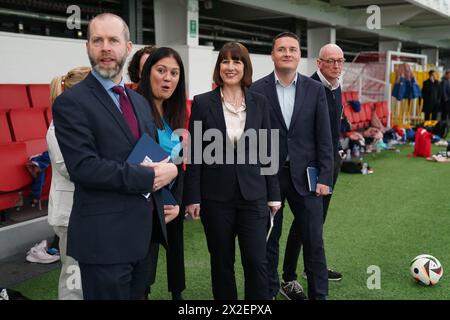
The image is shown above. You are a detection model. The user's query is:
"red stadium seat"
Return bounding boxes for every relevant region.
[358,104,367,128]
[351,107,363,129]
[343,105,355,125]
[0,111,13,144]
[375,101,389,126]
[363,103,373,122]
[343,91,353,104]
[0,143,33,211]
[0,84,30,111]
[27,84,51,109]
[186,99,192,119]
[344,103,374,131]
[125,83,138,90]
[8,109,48,156]
[381,101,389,117]
[360,103,374,128]
[341,92,347,106]
[23,139,48,157]
[0,192,21,212]
[0,143,32,192]
[8,109,47,141]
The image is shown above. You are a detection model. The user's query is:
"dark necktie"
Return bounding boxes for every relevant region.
[112,85,140,140]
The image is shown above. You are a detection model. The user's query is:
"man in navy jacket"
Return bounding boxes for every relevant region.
[251,32,333,300]
[53,13,177,299]
[281,44,345,297]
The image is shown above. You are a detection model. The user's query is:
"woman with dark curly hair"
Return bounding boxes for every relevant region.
[127,45,156,90]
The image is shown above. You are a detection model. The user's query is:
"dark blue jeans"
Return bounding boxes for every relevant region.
[30,151,50,200]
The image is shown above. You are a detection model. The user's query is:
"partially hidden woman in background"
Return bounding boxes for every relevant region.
[184,42,281,300]
[127,46,156,91]
[47,66,91,299]
[139,47,188,300]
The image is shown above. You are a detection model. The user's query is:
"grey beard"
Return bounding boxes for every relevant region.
[89,56,126,80]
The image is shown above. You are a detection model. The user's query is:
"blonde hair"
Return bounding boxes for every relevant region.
[50,66,91,104]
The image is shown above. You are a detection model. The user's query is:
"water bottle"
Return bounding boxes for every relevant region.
[376,142,382,153]
[361,162,368,175]
[353,144,360,158]
[346,149,351,161]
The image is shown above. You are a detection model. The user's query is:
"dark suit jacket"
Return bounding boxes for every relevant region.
[251,72,333,196]
[311,72,343,157]
[440,78,450,103]
[53,72,168,265]
[421,79,440,114]
[184,87,280,204]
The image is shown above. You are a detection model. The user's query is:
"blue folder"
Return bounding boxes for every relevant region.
[306,167,332,194]
[127,133,170,164]
[127,133,177,205]
[161,187,177,206]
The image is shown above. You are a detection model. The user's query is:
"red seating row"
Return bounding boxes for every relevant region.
[374,101,389,127]
[342,91,359,106]
[1,107,52,212]
[343,101,389,130]
[0,143,33,212]
[342,89,390,130]
[0,111,12,144]
[0,84,50,111]
[344,103,371,130]
[1,108,50,157]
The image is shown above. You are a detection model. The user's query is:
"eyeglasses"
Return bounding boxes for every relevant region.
[319,58,345,65]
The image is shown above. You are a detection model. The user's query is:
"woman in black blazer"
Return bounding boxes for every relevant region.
[139,47,187,300]
[184,42,281,300]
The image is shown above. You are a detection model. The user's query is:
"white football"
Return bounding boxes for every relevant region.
[410,254,443,285]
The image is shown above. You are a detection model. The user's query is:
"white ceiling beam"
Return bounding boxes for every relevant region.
[349,5,423,27]
[224,0,349,26]
[330,0,399,6]
[352,25,450,48]
[409,26,450,40]
[223,0,450,49]
[405,0,450,19]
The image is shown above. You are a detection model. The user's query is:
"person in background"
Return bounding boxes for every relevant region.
[25,151,50,210]
[185,42,281,300]
[139,47,187,300]
[47,66,91,300]
[421,70,440,121]
[439,70,450,123]
[127,46,156,90]
[52,13,178,300]
[251,32,333,300]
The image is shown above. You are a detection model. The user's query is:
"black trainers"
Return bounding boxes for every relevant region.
[279,280,307,300]
[302,269,343,281]
[327,269,343,281]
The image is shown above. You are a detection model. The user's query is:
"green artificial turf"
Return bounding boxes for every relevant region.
[13,145,450,300]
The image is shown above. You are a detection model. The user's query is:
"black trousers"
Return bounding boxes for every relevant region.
[266,164,328,300]
[281,157,341,287]
[79,245,154,300]
[147,208,186,294]
[201,188,270,300]
[424,110,437,121]
[441,101,450,122]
